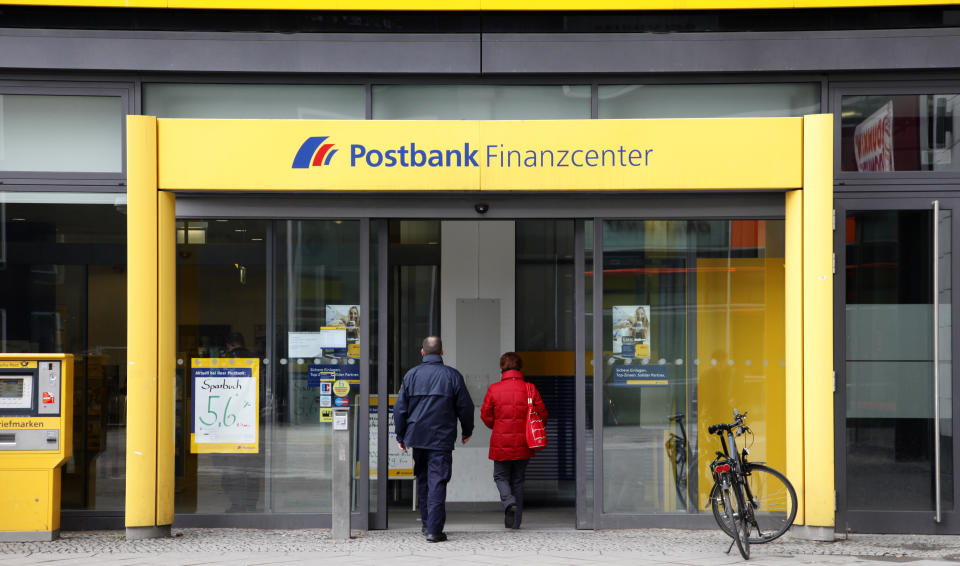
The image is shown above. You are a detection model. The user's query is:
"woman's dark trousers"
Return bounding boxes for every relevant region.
[493,458,529,528]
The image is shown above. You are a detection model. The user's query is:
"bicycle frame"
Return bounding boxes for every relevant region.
[711,420,758,533]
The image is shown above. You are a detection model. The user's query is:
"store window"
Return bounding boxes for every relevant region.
[599,219,785,514]
[175,219,365,514]
[841,94,960,172]
[372,85,591,119]
[0,94,122,172]
[0,191,127,510]
[175,219,268,513]
[598,83,819,119]
[143,84,364,119]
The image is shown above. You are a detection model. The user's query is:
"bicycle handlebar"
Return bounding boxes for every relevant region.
[708,410,749,436]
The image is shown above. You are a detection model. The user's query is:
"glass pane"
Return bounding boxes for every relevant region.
[274,220,361,513]
[144,84,364,119]
[598,83,820,119]
[600,219,785,514]
[845,210,943,511]
[841,94,960,172]
[0,95,122,172]
[372,85,591,120]
[386,221,441,510]
[0,192,127,510]
[516,220,576,352]
[582,219,595,528]
[175,219,267,513]
[515,221,577,506]
[370,220,380,515]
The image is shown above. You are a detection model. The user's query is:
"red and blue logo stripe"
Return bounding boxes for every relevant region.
[292,136,338,168]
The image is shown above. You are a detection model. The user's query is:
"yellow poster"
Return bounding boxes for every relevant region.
[190,358,259,454]
[369,396,414,478]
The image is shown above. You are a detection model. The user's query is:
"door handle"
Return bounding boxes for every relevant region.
[933,200,942,524]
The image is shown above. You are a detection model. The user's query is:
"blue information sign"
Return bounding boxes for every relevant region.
[307,364,360,387]
[612,364,669,386]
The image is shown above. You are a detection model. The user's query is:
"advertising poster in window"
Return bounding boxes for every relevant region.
[368,395,414,478]
[190,358,259,454]
[325,304,360,358]
[612,305,651,359]
[854,100,894,172]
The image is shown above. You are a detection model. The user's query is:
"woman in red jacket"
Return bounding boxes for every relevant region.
[481,352,548,529]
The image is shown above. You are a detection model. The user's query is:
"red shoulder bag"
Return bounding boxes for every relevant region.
[525,383,548,450]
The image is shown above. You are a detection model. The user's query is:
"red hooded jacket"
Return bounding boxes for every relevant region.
[481,369,548,461]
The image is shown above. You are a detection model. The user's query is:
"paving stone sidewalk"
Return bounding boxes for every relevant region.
[4,527,960,565]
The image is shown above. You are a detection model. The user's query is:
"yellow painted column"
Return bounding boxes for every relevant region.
[800,113,835,537]
[157,190,176,526]
[125,115,171,538]
[785,188,804,526]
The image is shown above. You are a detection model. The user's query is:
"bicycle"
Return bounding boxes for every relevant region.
[664,413,688,510]
[708,409,798,560]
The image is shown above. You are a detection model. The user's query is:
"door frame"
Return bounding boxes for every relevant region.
[834,193,960,534]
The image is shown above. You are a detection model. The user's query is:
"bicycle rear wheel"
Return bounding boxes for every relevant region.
[710,481,733,536]
[743,464,797,543]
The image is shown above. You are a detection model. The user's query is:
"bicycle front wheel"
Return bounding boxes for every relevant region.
[743,464,798,543]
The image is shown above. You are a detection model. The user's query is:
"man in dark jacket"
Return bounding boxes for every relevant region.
[394,336,474,542]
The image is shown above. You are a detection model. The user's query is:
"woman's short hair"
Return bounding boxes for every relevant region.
[500,352,523,371]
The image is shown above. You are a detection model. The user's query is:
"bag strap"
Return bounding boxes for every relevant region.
[526,382,534,405]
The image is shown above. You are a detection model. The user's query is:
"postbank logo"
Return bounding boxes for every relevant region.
[292,138,654,171]
[292,136,338,168]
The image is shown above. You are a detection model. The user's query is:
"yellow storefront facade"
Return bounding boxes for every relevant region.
[0,0,957,539]
[118,114,833,538]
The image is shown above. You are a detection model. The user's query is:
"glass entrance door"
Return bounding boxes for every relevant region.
[838,199,956,533]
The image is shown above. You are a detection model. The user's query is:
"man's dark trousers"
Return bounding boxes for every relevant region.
[413,448,452,535]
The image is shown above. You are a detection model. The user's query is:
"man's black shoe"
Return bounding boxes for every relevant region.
[505,504,517,528]
[425,532,447,543]
[421,525,426,535]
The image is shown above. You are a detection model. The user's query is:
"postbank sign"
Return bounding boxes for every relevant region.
[157,118,803,192]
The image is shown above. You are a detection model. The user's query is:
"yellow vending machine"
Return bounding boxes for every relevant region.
[0,354,73,541]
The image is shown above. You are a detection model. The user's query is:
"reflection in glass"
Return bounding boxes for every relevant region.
[600,220,785,514]
[841,94,960,171]
[0,194,128,511]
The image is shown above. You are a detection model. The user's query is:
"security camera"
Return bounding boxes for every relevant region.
[475,203,490,214]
